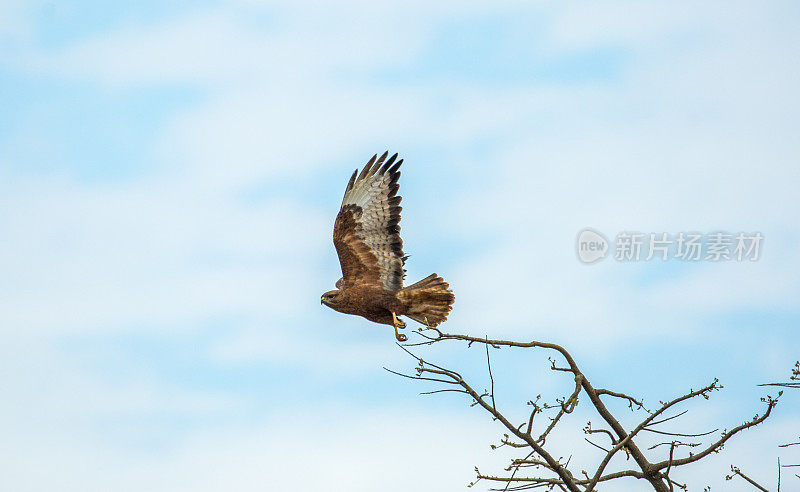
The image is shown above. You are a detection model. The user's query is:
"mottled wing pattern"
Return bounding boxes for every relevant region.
[333,152,405,291]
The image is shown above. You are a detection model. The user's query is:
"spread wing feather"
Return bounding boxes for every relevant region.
[333,152,406,291]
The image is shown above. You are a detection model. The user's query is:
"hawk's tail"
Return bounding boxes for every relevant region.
[399,273,455,327]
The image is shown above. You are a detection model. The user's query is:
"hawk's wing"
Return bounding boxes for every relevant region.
[333,152,406,291]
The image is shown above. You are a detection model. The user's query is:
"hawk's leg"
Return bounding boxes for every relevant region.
[392,312,407,342]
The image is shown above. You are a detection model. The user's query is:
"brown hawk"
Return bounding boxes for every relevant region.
[321,152,455,341]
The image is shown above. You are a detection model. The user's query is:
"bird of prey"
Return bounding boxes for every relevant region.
[321,152,455,341]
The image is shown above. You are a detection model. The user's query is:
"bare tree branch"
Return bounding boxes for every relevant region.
[389,329,780,491]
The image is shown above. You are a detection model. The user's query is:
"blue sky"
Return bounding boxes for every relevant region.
[1,1,799,490]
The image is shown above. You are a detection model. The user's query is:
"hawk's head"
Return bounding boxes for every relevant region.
[320,289,342,309]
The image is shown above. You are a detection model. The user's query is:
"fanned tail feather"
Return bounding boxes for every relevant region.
[399,273,455,326]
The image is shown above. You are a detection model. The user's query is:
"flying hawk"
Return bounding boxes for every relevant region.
[321,152,455,341]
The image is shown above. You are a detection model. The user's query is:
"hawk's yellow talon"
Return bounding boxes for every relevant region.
[392,312,407,341]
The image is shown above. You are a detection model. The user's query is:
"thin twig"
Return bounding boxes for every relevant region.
[486,336,496,413]
[728,465,769,492]
[641,427,718,438]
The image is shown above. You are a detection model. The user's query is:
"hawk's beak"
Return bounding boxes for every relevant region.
[320,297,325,305]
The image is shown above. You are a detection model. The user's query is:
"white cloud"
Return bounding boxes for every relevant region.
[0,170,329,336]
[26,4,429,87]
[0,0,38,42]
[1,400,507,492]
